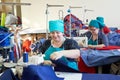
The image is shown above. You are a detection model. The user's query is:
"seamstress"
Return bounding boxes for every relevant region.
[82,20,109,48]
[41,20,80,72]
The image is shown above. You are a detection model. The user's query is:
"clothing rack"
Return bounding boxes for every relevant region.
[68,6,82,37]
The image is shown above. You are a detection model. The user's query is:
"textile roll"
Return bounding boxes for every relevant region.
[23,52,29,63]
[9,50,14,61]
[1,12,6,27]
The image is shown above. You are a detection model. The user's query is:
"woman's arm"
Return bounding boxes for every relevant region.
[88,44,105,48]
[50,49,80,60]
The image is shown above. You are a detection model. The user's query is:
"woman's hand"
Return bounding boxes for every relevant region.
[50,51,63,60]
[43,60,53,65]
[88,45,95,48]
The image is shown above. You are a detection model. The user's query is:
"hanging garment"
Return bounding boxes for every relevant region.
[64,14,87,37]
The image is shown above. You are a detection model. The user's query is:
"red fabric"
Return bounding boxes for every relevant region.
[17,16,22,25]
[96,46,120,50]
[22,39,31,52]
[102,26,111,34]
[116,30,120,33]
[78,57,96,73]
[14,44,20,59]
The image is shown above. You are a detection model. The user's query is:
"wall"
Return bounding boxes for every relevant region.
[21,0,120,31]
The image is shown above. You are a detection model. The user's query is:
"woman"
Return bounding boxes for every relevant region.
[41,20,80,72]
[83,20,109,48]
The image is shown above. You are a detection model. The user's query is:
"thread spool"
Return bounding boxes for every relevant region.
[1,12,6,27]
[9,50,14,62]
[23,52,28,63]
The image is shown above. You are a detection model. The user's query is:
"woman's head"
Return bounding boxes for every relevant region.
[89,20,99,34]
[49,20,64,42]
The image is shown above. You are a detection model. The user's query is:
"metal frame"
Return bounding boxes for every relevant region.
[45,4,64,39]
[68,6,82,37]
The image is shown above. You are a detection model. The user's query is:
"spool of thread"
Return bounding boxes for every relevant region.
[23,52,28,63]
[9,50,14,61]
[1,12,6,27]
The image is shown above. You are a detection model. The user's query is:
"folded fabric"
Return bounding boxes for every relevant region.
[21,65,64,80]
[96,46,120,50]
[81,49,120,67]
[0,69,18,80]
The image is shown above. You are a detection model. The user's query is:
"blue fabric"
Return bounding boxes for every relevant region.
[89,20,99,29]
[82,73,120,80]
[44,45,78,71]
[21,65,64,80]
[107,32,120,46]
[109,27,118,31]
[81,49,120,67]
[0,32,11,47]
[49,20,64,33]
[0,69,18,80]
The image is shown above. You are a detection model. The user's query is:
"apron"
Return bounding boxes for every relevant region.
[88,35,98,45]
[88,39,98,45]
[44,45,78,70]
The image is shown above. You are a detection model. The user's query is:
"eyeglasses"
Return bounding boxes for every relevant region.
[89,28,96,31]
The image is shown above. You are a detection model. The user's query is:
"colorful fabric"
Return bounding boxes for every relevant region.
[64,14,86,37]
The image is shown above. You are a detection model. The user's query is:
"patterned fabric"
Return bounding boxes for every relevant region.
[64,14,86,37]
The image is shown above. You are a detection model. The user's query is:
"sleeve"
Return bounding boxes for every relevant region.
[63,39,80,50]
[100,32,109,46]
[41,40,51,54]
[82,31,92,39]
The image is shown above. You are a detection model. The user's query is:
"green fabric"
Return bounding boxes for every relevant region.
[49,20,64,33]
[44,45,78,70]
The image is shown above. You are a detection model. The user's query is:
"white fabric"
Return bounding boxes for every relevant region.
[17,55,44,65]
[56,72,82,80]
[5,13,17,25]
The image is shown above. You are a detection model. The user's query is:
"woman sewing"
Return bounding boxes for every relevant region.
[83,20,109,48]
[41,20,80,72]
